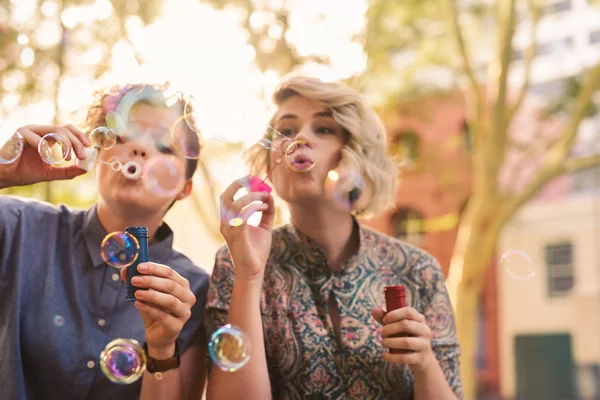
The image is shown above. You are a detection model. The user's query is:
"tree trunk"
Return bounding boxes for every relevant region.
[447,200,503,400]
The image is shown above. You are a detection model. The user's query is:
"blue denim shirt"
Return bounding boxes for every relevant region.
[0,195,209,400]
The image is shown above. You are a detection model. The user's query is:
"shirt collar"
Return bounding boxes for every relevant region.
[282,216,368,274]
[83,205,175,268]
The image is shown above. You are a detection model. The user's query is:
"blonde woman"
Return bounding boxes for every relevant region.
[205,75,463,399]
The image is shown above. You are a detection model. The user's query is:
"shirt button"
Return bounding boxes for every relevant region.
[111,273,119,281]
[87,360,95,369]
[98,319,106,327]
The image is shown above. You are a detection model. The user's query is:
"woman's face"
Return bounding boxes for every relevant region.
[94,103,192,216]
[268,95,347,207]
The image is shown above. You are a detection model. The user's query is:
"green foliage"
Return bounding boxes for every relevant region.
[0,174,97,208]
[202,0,312,75]
[0,0,164,205]
[361,0,494,107]
[541,74,600,120]
[0,0,164,118]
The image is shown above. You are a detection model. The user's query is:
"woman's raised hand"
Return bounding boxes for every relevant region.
[0,124,90,188]
[219,176,275,281]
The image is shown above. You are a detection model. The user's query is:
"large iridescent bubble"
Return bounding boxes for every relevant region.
[208,324,252,372]
[100,338,147,384]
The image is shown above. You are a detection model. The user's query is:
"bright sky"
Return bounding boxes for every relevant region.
[2,0,368,144]
[53,0,367,145]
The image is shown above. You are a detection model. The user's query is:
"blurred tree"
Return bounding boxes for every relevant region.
[0,0,164,206]
[364,0,600,398]
[189,0,337,241]
[202,0,327,76]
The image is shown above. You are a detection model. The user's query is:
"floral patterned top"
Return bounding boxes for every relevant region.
[205,222,463,400]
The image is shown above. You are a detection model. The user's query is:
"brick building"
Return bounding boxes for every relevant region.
[361,93,501,397]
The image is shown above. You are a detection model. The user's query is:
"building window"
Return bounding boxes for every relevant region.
[590,30,600,44]
[513,37,573,61]
[576,364,600,399]
[537,37,573,56]
[569,164,600,193]
[391,131,420,166]
[545,242,575,297]
[392,208,424,245]
[542,0,572,15]
[530,77,569,98]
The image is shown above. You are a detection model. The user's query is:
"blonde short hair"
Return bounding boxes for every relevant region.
[244,75,397,218]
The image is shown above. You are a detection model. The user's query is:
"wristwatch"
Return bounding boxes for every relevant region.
[143,341,181,373]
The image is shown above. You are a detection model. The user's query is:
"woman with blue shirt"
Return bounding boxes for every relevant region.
[0,84,209,400]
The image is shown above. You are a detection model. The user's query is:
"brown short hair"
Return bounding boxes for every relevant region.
[81,83,200,179]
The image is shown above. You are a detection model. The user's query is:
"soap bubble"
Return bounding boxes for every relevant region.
[38,133,71,165]
[171,115,201,159]
[90,126,116,150]
[285,139,315,172]
[500,250,536,281]
[100,231,140,268]
[107,156,122,172]
[142,157,184,197]
[121,160,143,181]
[53,315,65,327]
[326,168,365,211]
[105,111,127,136]
[0,131,24,164]
[100,338,147,384]
[183,95,199,134]
[257,126,289,153]
[208,324,252,372]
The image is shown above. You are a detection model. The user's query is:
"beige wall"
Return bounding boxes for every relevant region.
[498,195,600,398]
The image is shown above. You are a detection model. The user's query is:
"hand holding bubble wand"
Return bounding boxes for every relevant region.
[224,127,317,227]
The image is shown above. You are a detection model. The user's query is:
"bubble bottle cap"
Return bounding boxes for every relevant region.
[384,285,407,312]
[384,285,406,298]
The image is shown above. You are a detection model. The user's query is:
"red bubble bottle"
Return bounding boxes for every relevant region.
[384,285,411,354]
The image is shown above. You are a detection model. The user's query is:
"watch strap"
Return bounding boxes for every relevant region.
[143,341,181,373]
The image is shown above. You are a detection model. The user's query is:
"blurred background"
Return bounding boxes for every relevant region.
[1,0,600,399]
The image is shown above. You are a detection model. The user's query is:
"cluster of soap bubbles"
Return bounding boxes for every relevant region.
[0,125,117,166]
[96,325,250,386]
[101,231,140,269]
[0,85,202,197]
[100,338,147,384]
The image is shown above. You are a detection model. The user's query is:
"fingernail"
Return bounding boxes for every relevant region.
[131,277,142,284]
[138,263,148,272]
